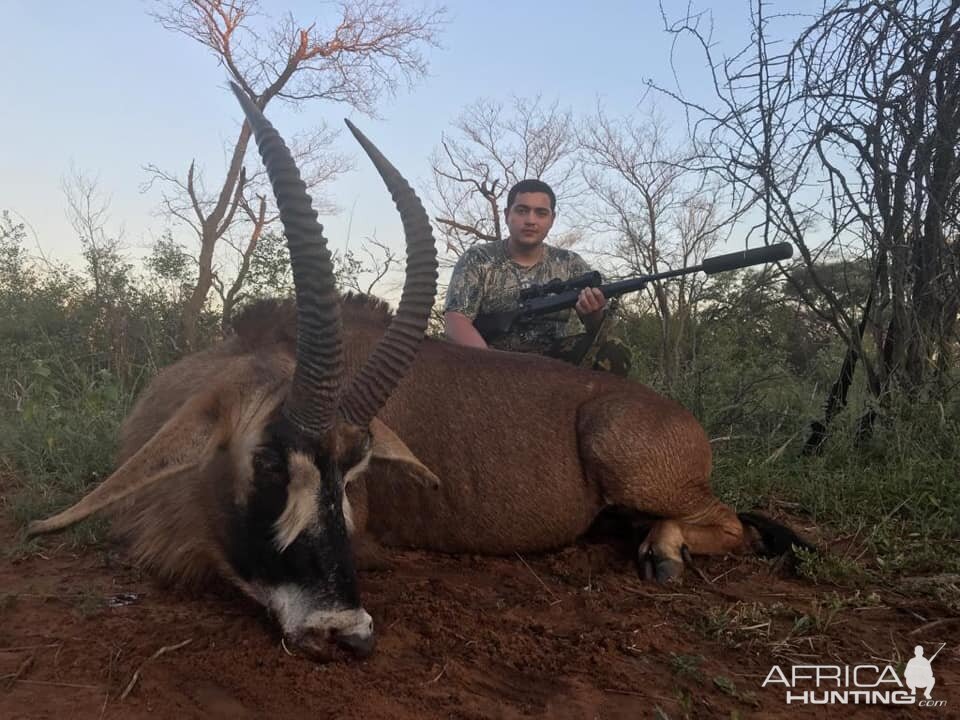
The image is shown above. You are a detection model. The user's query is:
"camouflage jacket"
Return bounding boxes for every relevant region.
[443,240,593,353]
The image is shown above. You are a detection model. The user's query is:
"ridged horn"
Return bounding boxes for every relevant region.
[338,120,438,427]
[230,82,341,438]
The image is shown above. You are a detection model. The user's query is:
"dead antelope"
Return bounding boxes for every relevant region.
[26,83,438,660]
[243,297,809,582]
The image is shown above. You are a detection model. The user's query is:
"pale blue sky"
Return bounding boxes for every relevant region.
[1,0,806,289]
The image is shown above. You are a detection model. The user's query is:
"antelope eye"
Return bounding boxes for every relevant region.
[254,446,286,474]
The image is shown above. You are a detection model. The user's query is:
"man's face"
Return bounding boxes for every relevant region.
[505,192,555,249]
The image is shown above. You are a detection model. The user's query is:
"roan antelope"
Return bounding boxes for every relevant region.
[232,296,812,583]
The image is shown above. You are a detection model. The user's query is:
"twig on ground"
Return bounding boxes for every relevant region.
[439,625,474,645]
[423,664,447,684]
[902,608,928,623]
[710,567,737,584]
[681,546,712,584]
[623,583,695,599]
[11,679,100,689]
[604,687,672,704]
[699,584,745,602]
[910,618,960,636]
[1,654,34,688]
[0,643,61,653]
[515,552,560,604]
[120,638,192,701]
[100,648,121,720]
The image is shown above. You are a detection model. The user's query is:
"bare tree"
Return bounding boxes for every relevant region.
[334,234,399,295]
[62,169,138,369]
[211,228,398,332]
[145,0,445,348]
[656,0,960,447]
[62,166,129,306]
[579,109,730,388]
[212,191,268,331]
[431,96,581,260]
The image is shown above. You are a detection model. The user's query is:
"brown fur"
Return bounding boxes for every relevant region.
[349,339,745,567]
[111,345,294,586]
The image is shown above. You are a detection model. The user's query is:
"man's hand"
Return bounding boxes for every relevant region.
[575,287,607,332]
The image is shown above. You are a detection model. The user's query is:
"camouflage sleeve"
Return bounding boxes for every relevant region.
[567,251,593,278]
[443,248,485,319]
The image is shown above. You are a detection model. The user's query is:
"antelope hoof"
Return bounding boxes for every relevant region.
[654,556,684,583]
[638,545,684,584]
[640,546,656,581]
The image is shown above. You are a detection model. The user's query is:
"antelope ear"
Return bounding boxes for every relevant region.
[368,418,440,488]
[26,394,222,536]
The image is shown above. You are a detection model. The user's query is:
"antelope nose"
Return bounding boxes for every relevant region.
[333,629,376,658]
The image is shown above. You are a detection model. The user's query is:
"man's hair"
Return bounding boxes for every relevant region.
[506,179,556,213]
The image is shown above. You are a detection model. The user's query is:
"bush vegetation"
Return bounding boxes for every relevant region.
[1,209,957,582]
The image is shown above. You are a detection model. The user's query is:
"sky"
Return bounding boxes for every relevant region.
[1,0,811,297]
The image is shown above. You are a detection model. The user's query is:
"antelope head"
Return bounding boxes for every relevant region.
[27,83,438,661]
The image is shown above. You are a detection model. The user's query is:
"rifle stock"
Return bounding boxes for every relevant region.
[472,242,793,343]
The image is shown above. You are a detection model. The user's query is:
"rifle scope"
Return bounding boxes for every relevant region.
[518,271,603,301]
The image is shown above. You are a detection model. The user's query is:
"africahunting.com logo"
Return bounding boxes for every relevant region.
[762,642,946,707]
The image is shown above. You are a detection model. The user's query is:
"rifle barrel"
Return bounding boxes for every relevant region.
[527,242,793,312]
[700,242,793,274]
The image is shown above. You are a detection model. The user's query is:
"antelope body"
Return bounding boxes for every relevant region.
[239,297,808,582]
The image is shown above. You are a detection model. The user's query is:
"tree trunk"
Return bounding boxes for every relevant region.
[178,123,253,349]
[802,287,875,455]
[180,236,217,349]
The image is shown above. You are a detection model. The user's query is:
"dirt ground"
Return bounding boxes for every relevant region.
[1,489,957,720]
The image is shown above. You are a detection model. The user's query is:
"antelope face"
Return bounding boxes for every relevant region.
[227,422,374,660]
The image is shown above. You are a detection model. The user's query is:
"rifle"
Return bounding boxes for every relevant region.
[473,242,794,343]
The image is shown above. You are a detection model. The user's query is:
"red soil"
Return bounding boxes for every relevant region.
[1,495,956,719]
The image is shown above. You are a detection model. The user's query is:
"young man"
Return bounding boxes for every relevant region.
[444,179,630,375]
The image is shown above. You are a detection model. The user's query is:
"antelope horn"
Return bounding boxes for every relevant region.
[338,120,438,427]
[230,82,342,439]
